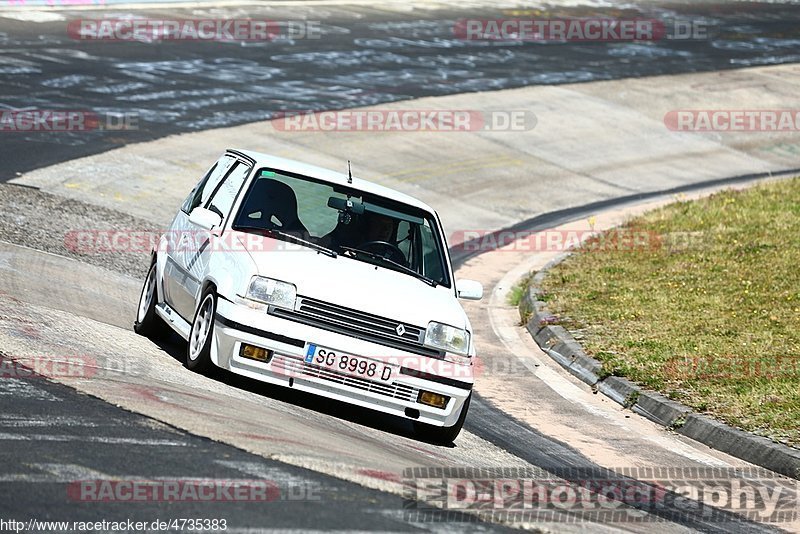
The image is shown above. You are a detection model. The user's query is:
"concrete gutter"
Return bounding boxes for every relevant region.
[519,173,800,480]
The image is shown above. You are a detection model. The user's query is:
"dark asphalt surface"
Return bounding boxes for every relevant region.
[1,1,800,179]
[1,173,795,531]
[0,360,519,532]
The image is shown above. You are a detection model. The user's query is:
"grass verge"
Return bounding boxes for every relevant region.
[508,271,536,325]
[539,178,800,447]
[507,270,536,307]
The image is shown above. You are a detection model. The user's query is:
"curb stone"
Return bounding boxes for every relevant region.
[520,255,800,481]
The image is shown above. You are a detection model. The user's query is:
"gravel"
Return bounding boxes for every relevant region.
[0,183,158,278]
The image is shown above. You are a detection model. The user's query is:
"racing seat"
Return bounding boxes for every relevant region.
[319,212,367,250]
[239,178,309,237]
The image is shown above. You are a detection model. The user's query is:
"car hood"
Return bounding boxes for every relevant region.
[239,238,467,330]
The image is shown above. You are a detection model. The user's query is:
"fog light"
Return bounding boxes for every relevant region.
[418,390,449,409]
[240,344,272,362]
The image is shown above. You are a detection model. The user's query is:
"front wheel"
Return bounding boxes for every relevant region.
[134,258,169,339]
[413,393,471,444]
[186,287,216,374]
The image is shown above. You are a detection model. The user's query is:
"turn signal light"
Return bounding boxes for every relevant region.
[418,391,449,409]
[240,344,272,362]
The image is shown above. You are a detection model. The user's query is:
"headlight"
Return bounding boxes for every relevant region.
[424,321,470,356]
[246,277,297,309]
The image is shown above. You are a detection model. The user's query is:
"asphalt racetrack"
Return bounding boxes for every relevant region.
[1,0,800,178]
[1,0,799,532]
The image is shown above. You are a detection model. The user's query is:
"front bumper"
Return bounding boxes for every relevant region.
[213,298,473,427]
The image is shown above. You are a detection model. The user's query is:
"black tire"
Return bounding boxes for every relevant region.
[413,393,471,444]
[186,286,216,374]
[134,258,170,339]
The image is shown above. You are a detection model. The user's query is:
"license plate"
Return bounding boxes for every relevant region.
[304,343,393,384]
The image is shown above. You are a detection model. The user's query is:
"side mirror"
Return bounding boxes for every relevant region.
[188,207,222,231]
[456,279,483,301]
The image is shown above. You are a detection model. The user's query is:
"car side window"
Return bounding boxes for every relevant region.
[181,155,236,214]
[206,162,250,222]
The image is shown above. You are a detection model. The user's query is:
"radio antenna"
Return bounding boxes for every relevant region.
[347,160,353,184]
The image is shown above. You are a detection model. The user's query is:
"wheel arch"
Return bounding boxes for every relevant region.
[201,277,219,299]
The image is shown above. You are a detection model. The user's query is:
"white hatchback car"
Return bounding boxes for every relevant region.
[135,149,483,442]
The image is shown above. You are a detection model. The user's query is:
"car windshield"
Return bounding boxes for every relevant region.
[231,168,450,287]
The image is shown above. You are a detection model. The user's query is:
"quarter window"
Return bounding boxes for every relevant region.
[206,163,250,222]
[181,155,235,214]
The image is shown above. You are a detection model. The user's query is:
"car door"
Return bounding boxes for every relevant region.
[163,155,235,320]
[181,161,252,310]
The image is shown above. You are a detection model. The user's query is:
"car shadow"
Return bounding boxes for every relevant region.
[146,333,457,448]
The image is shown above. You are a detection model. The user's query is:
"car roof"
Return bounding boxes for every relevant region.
[229,148,437,214]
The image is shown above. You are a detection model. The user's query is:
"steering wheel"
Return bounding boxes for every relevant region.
[357,240,407,265]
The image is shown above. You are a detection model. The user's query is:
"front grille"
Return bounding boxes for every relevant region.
[269,296,443,358]
[271,354,418,403]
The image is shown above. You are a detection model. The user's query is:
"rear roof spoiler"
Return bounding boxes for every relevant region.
[226,149,256,166]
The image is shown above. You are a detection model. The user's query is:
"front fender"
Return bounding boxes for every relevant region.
[196,236,257,308]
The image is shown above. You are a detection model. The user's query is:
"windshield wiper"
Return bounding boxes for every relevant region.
[339,246,437,287]
[232,225,337,258]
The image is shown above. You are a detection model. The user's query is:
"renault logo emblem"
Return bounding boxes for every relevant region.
[395,324,406,336]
